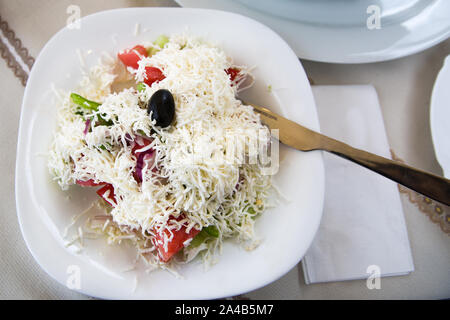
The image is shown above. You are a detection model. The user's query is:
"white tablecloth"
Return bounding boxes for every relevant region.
[0,0,448,299]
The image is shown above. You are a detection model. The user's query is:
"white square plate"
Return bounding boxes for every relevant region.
[16,8,324,299]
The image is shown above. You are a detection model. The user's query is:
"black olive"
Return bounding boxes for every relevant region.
[147,89,175,128]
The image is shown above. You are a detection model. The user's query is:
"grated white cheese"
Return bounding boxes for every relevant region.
[48,34,274,269]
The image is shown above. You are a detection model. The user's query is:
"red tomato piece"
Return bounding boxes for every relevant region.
[118,45,148,69]
[143,67,165,86]
[152,216,200,262]
[225,67,241,82]
[96,184,117,207]
[76,179,105,187]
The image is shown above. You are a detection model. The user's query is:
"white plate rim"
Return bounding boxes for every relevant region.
[176,0,450,64]
[15,7,325,299]
[430,54,450,178]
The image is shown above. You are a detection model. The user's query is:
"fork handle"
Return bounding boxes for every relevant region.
[322,138,450,206]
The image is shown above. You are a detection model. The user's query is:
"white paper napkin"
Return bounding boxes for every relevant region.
[302,85,414,284]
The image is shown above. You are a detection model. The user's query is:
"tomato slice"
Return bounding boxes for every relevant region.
[152,216,200,262]
[118,45,148,69]
[76,179,105,187]
[143,67,165,86]
[96,184,117,207]
[225,67,241,82]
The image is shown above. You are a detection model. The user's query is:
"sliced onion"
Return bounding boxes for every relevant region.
[128,135,156,183]
[83,119,92,135]
[134,149,156,183]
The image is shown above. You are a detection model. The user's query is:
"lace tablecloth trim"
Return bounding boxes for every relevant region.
[391,150,449,234]
[0,15,34,86]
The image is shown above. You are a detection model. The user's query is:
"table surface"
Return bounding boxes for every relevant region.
[0,0,448,300]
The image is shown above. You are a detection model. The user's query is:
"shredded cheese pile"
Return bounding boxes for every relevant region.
[48,34,273,268]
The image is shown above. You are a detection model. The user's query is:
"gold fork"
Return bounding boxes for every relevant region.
[249,103,450,206]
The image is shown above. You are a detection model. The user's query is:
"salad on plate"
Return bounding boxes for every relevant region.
[48,33,276,271]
